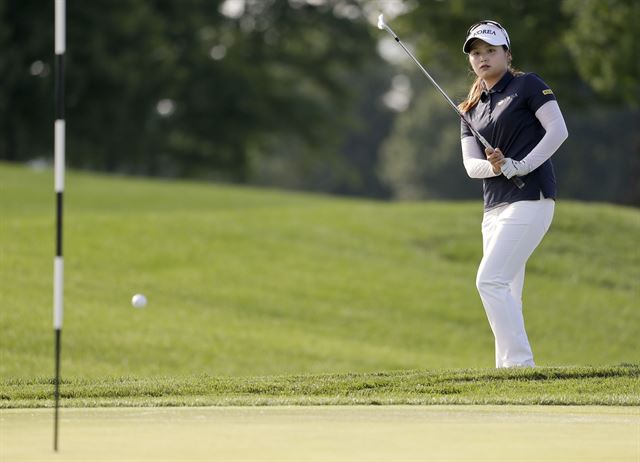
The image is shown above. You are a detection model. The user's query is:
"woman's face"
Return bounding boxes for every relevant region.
[468,40,510,83]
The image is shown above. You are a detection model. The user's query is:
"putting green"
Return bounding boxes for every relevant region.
[1,406,638,461]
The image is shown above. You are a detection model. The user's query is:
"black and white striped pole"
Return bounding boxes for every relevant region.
[53,0,65,452]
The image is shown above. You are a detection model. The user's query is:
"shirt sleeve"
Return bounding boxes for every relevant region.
[525,73,557,114]
[460,117,473,139]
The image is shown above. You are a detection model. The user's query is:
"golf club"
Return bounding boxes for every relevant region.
[377,14,525,189]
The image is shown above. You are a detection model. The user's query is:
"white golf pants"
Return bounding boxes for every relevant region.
[477,197,555,368]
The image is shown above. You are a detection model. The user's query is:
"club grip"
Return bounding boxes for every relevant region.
[511,176,525,189]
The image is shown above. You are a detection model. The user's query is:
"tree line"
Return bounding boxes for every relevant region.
[2,0,638,204]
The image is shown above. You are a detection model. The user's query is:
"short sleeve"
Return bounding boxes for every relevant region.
[525,73,557,114]
[460,118,472,139]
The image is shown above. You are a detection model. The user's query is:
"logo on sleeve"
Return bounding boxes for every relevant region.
[542,89,554,95]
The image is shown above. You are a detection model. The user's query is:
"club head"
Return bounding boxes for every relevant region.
[377,14,386,30]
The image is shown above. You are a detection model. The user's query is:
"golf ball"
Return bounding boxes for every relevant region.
[131,294,147,309]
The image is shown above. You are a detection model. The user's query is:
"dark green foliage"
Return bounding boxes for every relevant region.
[1,0,383,183]
[1,1,637,201]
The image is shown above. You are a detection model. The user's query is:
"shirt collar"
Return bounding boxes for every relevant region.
[486,71,514,94]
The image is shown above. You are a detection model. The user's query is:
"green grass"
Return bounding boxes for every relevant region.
[1,161,638,385]
[2,365,638,408]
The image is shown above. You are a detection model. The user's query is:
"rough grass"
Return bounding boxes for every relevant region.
[1,365,637,408]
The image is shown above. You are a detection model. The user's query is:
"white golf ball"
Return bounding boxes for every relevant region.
[131,294,147,309]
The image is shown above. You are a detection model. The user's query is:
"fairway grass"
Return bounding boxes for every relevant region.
[1,162,638,380]
[2,365,638,408]
[2,406,638,461]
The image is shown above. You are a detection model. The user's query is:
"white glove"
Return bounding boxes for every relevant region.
[501,158,530,179]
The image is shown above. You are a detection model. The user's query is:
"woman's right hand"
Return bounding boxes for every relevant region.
[485,147,505,175]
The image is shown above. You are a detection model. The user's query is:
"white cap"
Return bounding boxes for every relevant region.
[463,21,510,54]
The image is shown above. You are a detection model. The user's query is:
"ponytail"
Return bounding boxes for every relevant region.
[458,76,485,113]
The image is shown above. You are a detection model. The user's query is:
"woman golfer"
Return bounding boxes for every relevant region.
[459,21,568,368]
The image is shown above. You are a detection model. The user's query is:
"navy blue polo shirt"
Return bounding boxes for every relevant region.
[461,71,558,210]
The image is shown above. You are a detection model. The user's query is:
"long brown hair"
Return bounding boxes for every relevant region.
[458,48,523,113]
